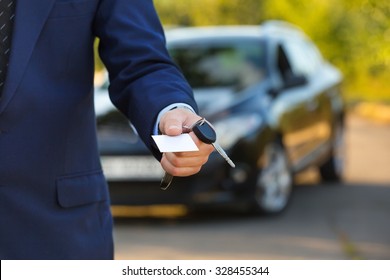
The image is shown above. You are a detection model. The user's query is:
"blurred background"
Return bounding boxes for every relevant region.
[95,0,390,260]
[97,0,390,105]
[156,0,389,103]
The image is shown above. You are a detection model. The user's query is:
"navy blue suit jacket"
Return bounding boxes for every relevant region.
[0,0,196,259]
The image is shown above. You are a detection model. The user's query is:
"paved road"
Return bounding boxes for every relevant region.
[113,115,390,260]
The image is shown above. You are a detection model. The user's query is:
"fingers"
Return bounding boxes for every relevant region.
[160,133,214,177]
[160,154,203,177]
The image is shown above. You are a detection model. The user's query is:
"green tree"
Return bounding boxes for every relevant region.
[155,0,264,26]
[94,0,390,102]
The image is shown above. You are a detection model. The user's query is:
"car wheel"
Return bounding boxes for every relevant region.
[319,122,344,182]
[252,141,293,215]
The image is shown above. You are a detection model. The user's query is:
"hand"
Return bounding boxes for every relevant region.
[158,108,214,177]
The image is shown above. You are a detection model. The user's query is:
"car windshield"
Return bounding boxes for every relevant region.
[168,39,267,91]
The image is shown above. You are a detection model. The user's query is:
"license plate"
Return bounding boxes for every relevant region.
[101,156,164,181]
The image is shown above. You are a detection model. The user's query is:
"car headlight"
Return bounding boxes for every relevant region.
[212,113,263,150]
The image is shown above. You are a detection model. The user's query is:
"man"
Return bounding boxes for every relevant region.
[0,0,213,259]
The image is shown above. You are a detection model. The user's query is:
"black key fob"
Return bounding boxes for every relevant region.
[192,122,216,144]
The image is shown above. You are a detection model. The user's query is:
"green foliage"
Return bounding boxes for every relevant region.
[154,0,390,102]
[155,0,264,26]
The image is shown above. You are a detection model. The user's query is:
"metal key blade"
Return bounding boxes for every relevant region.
[192,120,235,168]
[160,172,174,190]
[212,142,236,168]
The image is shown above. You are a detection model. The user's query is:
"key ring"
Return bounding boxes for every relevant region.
[182,117,206,133]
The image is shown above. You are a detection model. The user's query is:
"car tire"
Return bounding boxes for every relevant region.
[251,140,293,215]
[319,122,344,182]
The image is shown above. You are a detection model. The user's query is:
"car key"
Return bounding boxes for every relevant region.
[192,119,236,168]
[160,118,235,190]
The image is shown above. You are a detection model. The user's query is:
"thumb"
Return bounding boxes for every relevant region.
[163,119,183,136]
[159,111,185,136]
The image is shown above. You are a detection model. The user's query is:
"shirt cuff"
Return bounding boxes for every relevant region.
[153,103,195,135]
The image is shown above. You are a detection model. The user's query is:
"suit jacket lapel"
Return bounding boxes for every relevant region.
[0,0,56,113]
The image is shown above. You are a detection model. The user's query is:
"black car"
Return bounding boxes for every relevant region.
[95,21,345,215]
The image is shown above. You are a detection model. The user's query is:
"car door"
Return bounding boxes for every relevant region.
[270,38,331,171]
[283,37,331,169]
[284,37,334,162]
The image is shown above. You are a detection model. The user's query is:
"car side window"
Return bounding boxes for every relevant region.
[169,40,267,91]
[282,37,323,78]
[276,45,294,83]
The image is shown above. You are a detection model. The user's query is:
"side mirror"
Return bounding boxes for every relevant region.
[268,87,280,98]
[268,73,308,98]
[284,73,308,89]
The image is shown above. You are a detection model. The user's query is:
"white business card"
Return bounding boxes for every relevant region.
[152,134,199,153]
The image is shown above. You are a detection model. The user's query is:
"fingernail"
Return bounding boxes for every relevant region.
[169,125,181,130]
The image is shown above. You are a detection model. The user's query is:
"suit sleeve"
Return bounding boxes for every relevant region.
[93,0,197,159]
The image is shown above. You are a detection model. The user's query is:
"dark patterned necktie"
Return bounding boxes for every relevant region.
[0,0,15,95]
